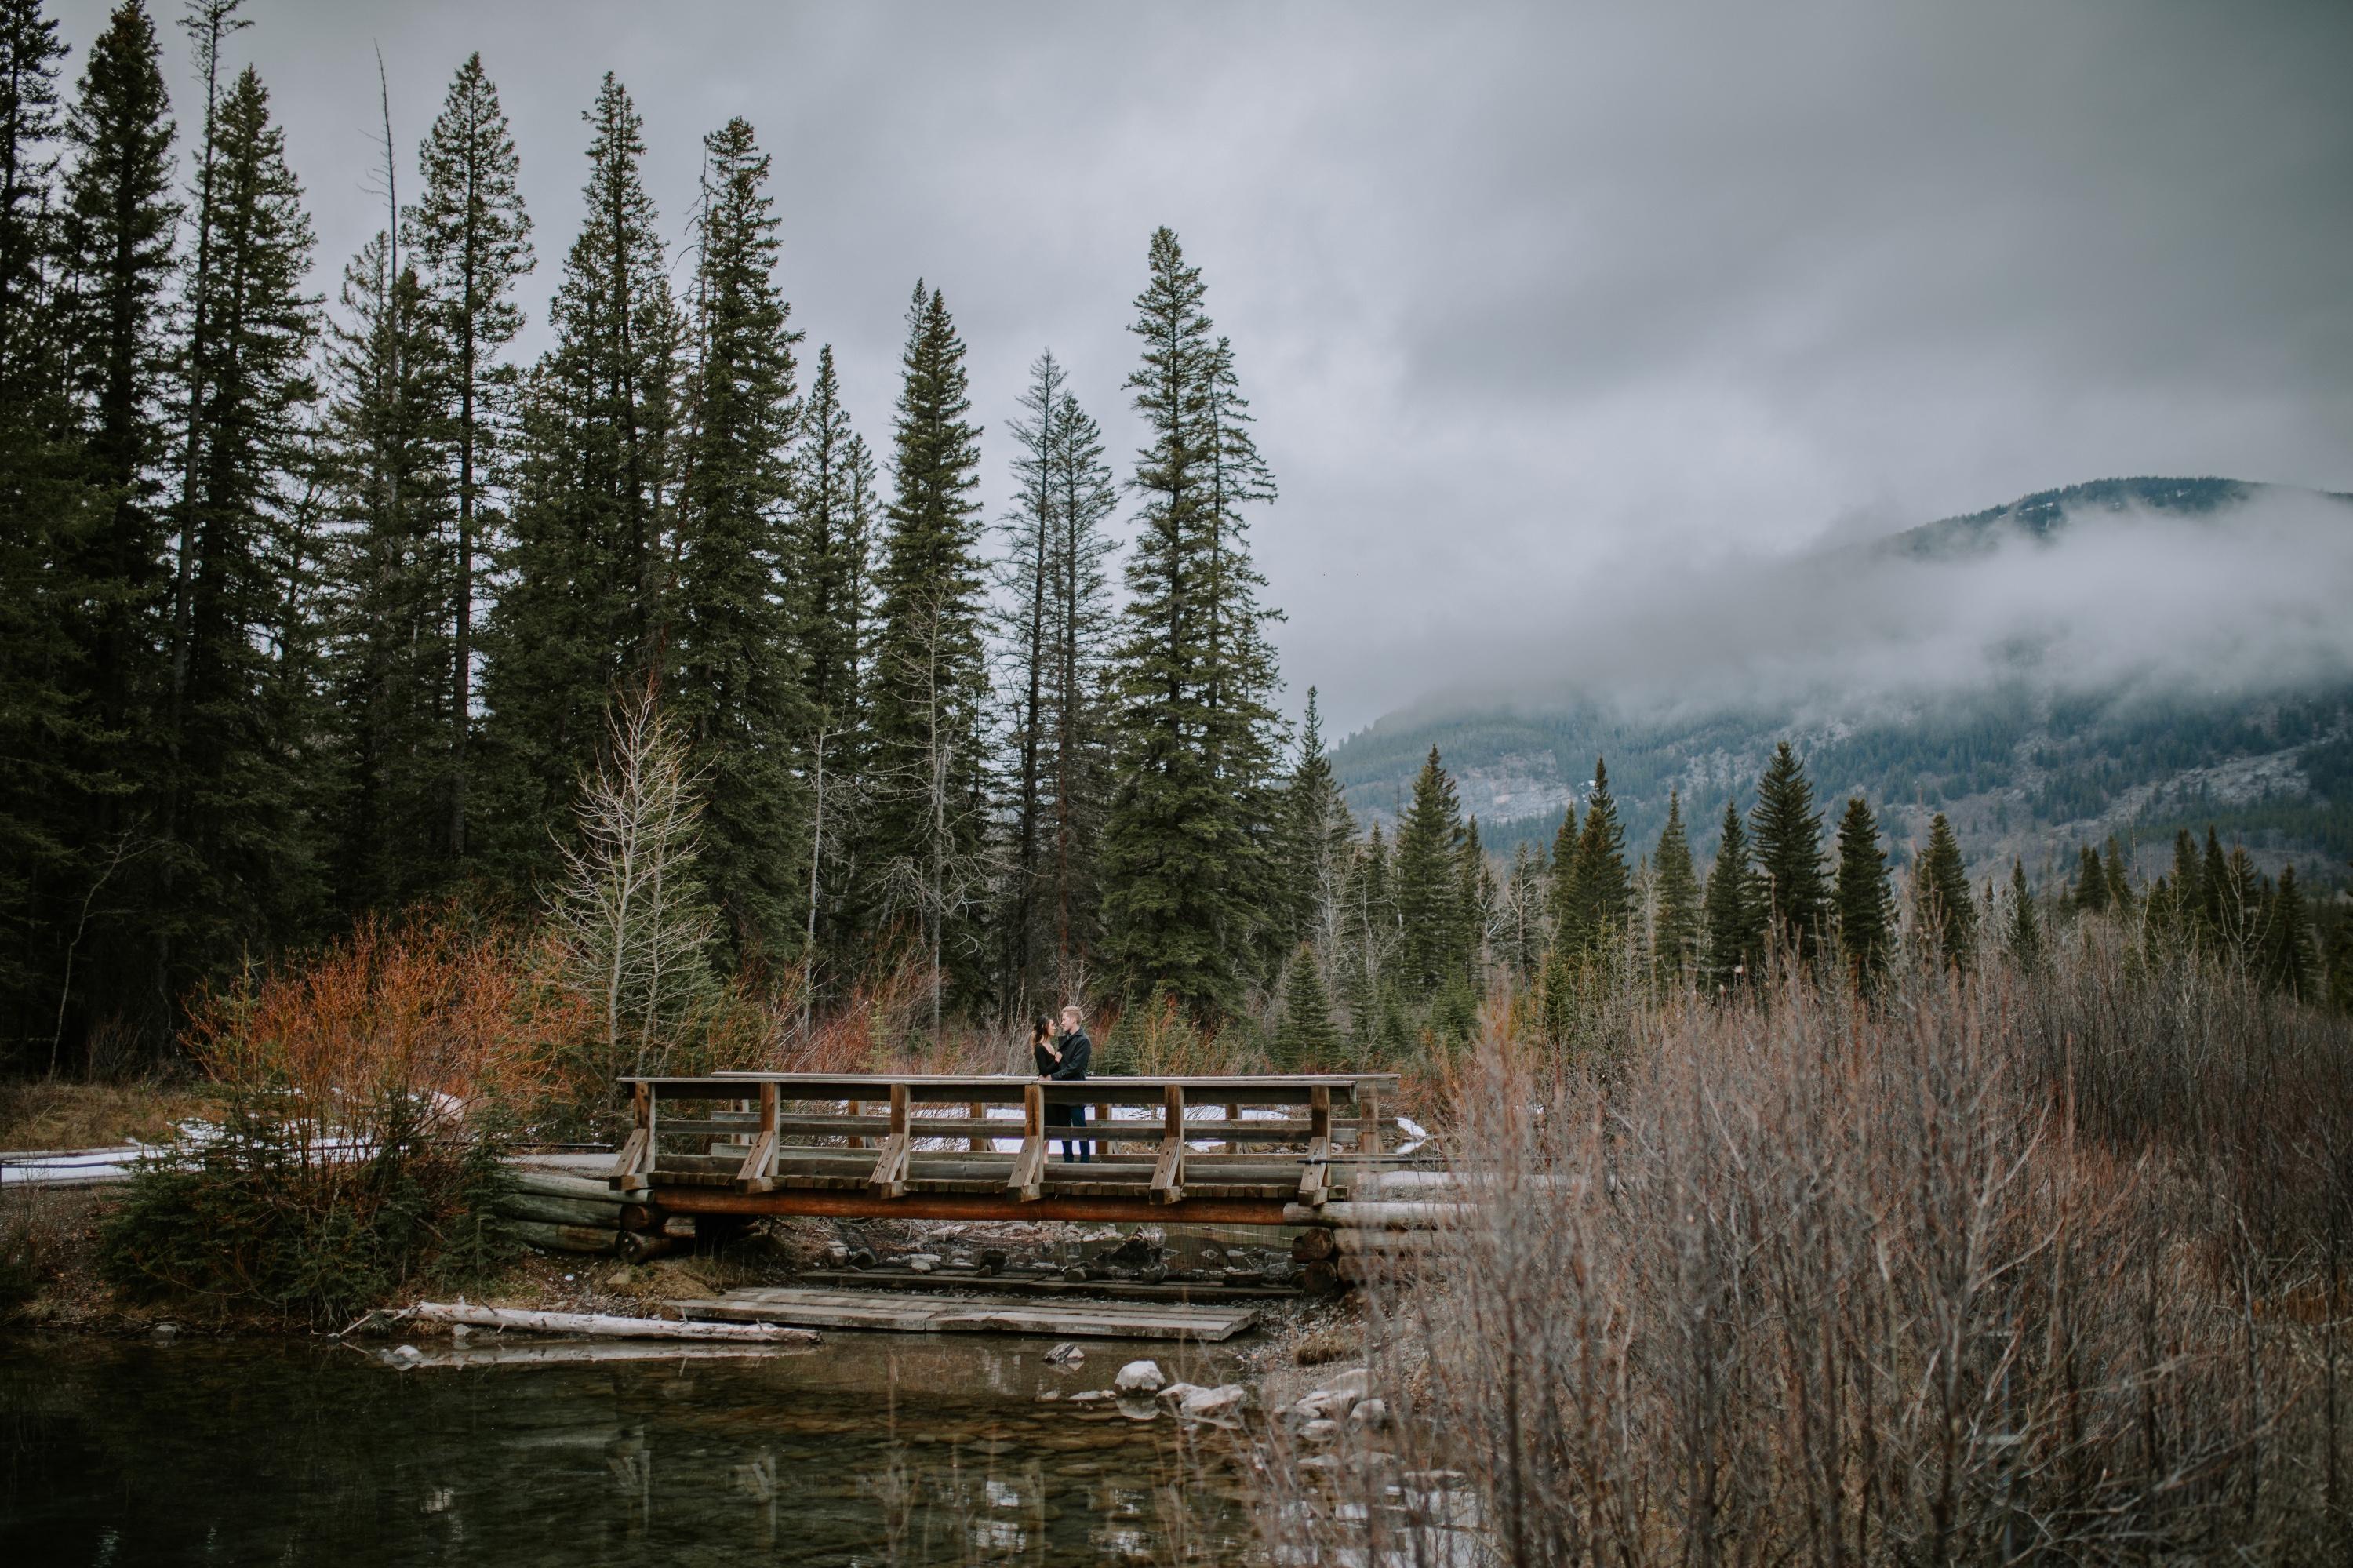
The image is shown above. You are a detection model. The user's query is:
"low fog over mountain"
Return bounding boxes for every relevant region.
[1330,478,2353,879]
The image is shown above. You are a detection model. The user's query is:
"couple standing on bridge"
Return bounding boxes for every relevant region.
[1029,1005,1095,1164]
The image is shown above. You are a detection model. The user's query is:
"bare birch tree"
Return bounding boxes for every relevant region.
[550,682,719,1076]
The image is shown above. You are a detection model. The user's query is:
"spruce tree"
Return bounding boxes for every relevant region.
[1545,799,1577,948]
[2258,863,2315,1000]
[1100,227,1283,1015]
[998,350,1118,1002]
[2101,836,2133,911]
[1273,942,1339,1068]
[0,0,72,1052]
[788,343,877,987]
[1392,746,1466,998]
[0,0,62,384]
[1282,686,1355,968]
[1040,373,1118,996]
[1914,813,1975,970]
[1750,740,1830,959]
[1505,839,1548,980]
[407,51,530,861]
[1831,795,1894,988]
[667,115,806,964]
[2169,828,2202,935]
[2200,828,2231,943]
[319,231,453,912]
[1338,823,1394,1046]
[2004,858,2042,971]
[478,73,678,886]
[2073,845,2108,914]
[867,281,989,1031]
[1459,815,1496,973]
[1560,755,1630,956]
[1000,348,1064,1000]
[163,60,322,995]
[1702,800,1763,987]
[42,0,178,1057]
[1649,789,1702,986]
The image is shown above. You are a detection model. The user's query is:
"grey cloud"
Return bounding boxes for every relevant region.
[49,0,2353,735]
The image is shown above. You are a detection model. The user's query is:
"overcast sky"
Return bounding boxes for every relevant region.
[53,0,2353,734]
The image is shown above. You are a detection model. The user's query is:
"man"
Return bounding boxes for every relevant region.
[1049,1003,1093,1162]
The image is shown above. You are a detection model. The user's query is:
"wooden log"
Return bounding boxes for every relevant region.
[504,1219,621,1256]
[493,1192,628,1228]
[619,1231,682,1264]
[507,1169,631,1205]
[1291,1228,1337,1264]
[1330,1228,1449,1257]
[410,1301,816,1344]
[1299,1260,1347,1297]
[618,1202,665,1233]
[1282,1200,1475,1229]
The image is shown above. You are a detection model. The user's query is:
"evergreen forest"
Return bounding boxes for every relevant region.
[3,2,2348,1086]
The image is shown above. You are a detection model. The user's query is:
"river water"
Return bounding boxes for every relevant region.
[0,1333,1260,1565]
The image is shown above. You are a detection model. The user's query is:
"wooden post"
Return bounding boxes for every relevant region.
[966,1101,987,1153]
[1151,1084,1185,1204]
[1094,1100,1111,1152]
[1356,1081,1382,1158]
[1224,1102,1241,1154]
[1009,1082,1046,1200]
[1300,1085,1333,1206]
[867,1082,912,1198]
[846,1098,864,1151]
[738,1082,780,1192]
[610,1081,653,1192]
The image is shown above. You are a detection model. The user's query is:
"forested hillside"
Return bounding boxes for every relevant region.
[1333,478,2353,882]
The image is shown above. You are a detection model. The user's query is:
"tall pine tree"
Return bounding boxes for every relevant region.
[319,228,453,913]
[1649,789,1702,986]
[1100,227,1283,1015]
[1914,812,1975,970]
[407,50,529,862]
[1750,740,1830,960]
[867,281,989,1032]
[163,60,322,1003]
[667,115,806,963]
[1702,800,1763,988]
[1559,755,1630,956]
[1831,794,1894,988]
[788,342,876,988]
[478,72,678,886]
[1392,746,1467,999]
[42,0,179,1059]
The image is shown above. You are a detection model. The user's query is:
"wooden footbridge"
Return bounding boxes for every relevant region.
[607,1071,1408,1228]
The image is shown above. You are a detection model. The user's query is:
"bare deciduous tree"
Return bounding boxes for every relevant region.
[550,682,719,1076]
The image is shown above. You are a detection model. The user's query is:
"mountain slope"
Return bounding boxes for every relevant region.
[1329,478,2353,881]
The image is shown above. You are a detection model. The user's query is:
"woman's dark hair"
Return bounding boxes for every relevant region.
[1031,1017,1052,1039]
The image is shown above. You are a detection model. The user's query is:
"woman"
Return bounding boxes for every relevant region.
[1031,1017,1078,1157]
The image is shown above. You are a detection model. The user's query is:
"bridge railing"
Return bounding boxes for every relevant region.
[609,1071,1402,1209]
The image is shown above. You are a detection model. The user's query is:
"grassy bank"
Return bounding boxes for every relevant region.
[0,1080,226,1153]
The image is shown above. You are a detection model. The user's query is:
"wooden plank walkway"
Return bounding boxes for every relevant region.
[671,1286,1258,1342]
[788,1268,1300,1304]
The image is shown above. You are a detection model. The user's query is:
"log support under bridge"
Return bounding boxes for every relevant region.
[608,1071,1406,1229]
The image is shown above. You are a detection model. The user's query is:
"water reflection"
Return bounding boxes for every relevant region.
[0,1334,1254,1565]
